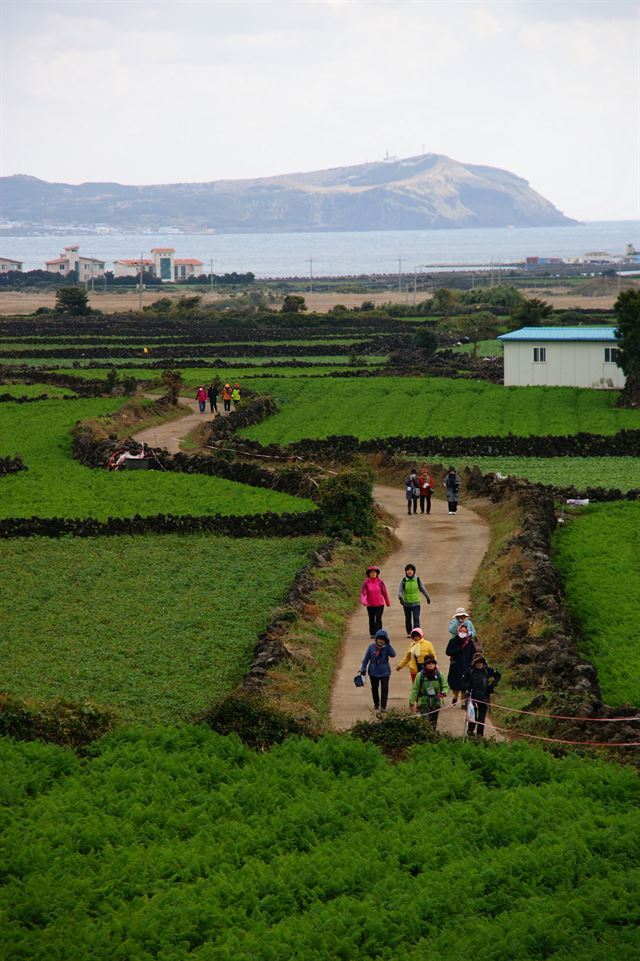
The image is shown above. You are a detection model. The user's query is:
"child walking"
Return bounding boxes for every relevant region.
[409,655,448,729]
[464,652,501,737]
[360,630,396,712]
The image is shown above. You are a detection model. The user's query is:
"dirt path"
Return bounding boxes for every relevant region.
[132,395,226,452]
[330,485,501,739]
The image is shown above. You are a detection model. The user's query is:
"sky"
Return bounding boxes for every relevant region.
[1,0,638,221]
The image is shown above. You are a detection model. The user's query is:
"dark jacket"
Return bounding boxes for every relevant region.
[208,385,219,401]
[463,665,501,702]
[445,634,477,690]
[361,642,396,678]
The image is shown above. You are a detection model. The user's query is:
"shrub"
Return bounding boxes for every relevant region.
[0,694,114,748]
[199,694,316,749]
[318,459,375,536]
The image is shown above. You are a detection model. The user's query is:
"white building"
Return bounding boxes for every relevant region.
[150,247,176,282]
[113,258,154,278]
[0,257,23,272]
[498,327,625,390]
[173,257,204,280]
[45,245,106,280]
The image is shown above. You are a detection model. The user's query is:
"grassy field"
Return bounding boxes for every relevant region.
[239,377,639,444]
[553,502,640,706]
[451,338,503,357]
[2,729,639,960]
[0,535,319,723]
[0,383,74,398]
[0,399,314,519]
[461,457,640,492]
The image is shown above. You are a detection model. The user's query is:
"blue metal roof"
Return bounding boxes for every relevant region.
[498,326,619,342]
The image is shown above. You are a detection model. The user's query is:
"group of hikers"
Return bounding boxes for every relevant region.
[359,564,501,736]
[196,382,241,414]
[404,466,462,515]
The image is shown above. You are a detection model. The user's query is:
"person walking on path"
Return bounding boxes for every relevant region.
[409,654,448,729]
[360,565,391,638]
[444,467,461,515]
[396,628,437,683]
[196,386,207,413]
[231,384,241,408]
[464,652,501,737]
[417,466,434,515]
[398,564,431,636]
[446,622,477,707]
[222,384,232,412]
[360,630,396,712]
[207,382,219,414]
[448,607,477,641]
[404,468,420,515]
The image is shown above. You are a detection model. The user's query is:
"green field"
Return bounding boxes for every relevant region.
[0,383,74,398]
[239,377,639,444]
[0,535,318,722]
[2,729,638,960]
[0,399,313,519]
[451,338,503,357]
[553,502,640,706]
[461,457,640,492]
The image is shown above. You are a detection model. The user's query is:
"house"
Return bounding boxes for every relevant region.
[113,258,154,278]
[150,247,176,281]
[0,257,23,272]
[498,327,625,389]
[45,245,106,279]
[173,258,204,281]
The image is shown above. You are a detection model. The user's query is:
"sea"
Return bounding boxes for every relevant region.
[2,221,639,278]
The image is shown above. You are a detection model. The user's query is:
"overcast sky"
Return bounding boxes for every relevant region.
[1,0,638,221]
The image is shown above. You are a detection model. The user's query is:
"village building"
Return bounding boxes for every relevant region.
[45,245,106,279]
[173,257,204,280]
[498,327,625,389]
[0,257,23,272]
[113,258,154,278]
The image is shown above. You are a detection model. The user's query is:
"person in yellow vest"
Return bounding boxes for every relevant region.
[397,563,431,636]
[396,627,436,682]
[231,384,241,408]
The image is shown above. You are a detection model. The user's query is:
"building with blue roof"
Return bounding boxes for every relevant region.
[497,327,624,389]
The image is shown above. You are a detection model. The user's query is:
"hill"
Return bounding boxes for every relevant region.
[0,154,577,233]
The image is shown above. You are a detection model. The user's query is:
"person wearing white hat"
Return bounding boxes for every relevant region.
[448,607,476,639]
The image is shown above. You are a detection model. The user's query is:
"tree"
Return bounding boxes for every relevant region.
[281,295,307,314]
[430,288,460,314]
[412,326,439,358]
[55,286,89,315]
[614,289,640,407]
[160,369,183,405]
[509,297,553,327]
[438,312,500,358]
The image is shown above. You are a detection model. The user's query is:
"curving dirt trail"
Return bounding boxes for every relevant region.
[330,485,501,739]
[133,396,226,452]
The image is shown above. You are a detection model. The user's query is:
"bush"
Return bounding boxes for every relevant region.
[0,693,114,748]
[318,459,375,536]
[199,694,316,749]
[351,710,438,756]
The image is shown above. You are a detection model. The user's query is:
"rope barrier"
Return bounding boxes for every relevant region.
[488,722,640,749]
[478,699,640,724]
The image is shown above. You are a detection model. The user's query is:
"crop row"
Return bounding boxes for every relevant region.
[0,338,397,359]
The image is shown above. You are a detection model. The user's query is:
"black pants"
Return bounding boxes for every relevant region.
[407,497,418,515]
[403,603,421,635]
[209,399,218,413]
[367,606,384,636]
[418,704,440,729]
[223,399,231,411]
[370,676,389,710]
[419,493,432,514]
[448,500,458,513]
[467,699,489,736]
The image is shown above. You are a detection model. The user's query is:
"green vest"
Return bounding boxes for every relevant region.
[402,576,420,604]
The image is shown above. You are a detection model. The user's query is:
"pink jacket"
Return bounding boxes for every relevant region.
[361,578,390,607]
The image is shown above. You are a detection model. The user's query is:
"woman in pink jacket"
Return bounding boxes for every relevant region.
[361,564,391,638]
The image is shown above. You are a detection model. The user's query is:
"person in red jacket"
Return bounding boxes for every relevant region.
[417,465,434,515]
[360,564,391,638]
[196,386,207,413]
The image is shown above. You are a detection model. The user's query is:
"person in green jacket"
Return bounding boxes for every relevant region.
[409,655,448,729]
[397,563,431,636]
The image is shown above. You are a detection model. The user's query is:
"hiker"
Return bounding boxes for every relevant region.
[396,627,437,682]
[398,564,431,636]
[207,382,219,414]
[404,468,419,515]
[360,564,391,638]
[196,386,207,413]
[409,654,448,729]
[417,466,434,515]
[464,652,501,737]
[445,621,477,708]
[231,384,241,408]
[444,466,461,515]
[360,629,396,712]
[222,384,232,412]
[448,607,477,640]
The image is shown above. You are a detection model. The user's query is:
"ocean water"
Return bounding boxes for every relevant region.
[2,221,639,278]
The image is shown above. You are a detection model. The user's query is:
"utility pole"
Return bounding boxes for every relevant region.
[413,267,417,305]
[307,257,313,293]
[398,257,402,295]
[210,257,214,294]
[138,251,144,311]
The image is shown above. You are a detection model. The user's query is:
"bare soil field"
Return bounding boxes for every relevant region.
[0,283,632,316]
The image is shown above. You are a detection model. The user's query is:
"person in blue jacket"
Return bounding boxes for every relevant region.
[360,629,396,712]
